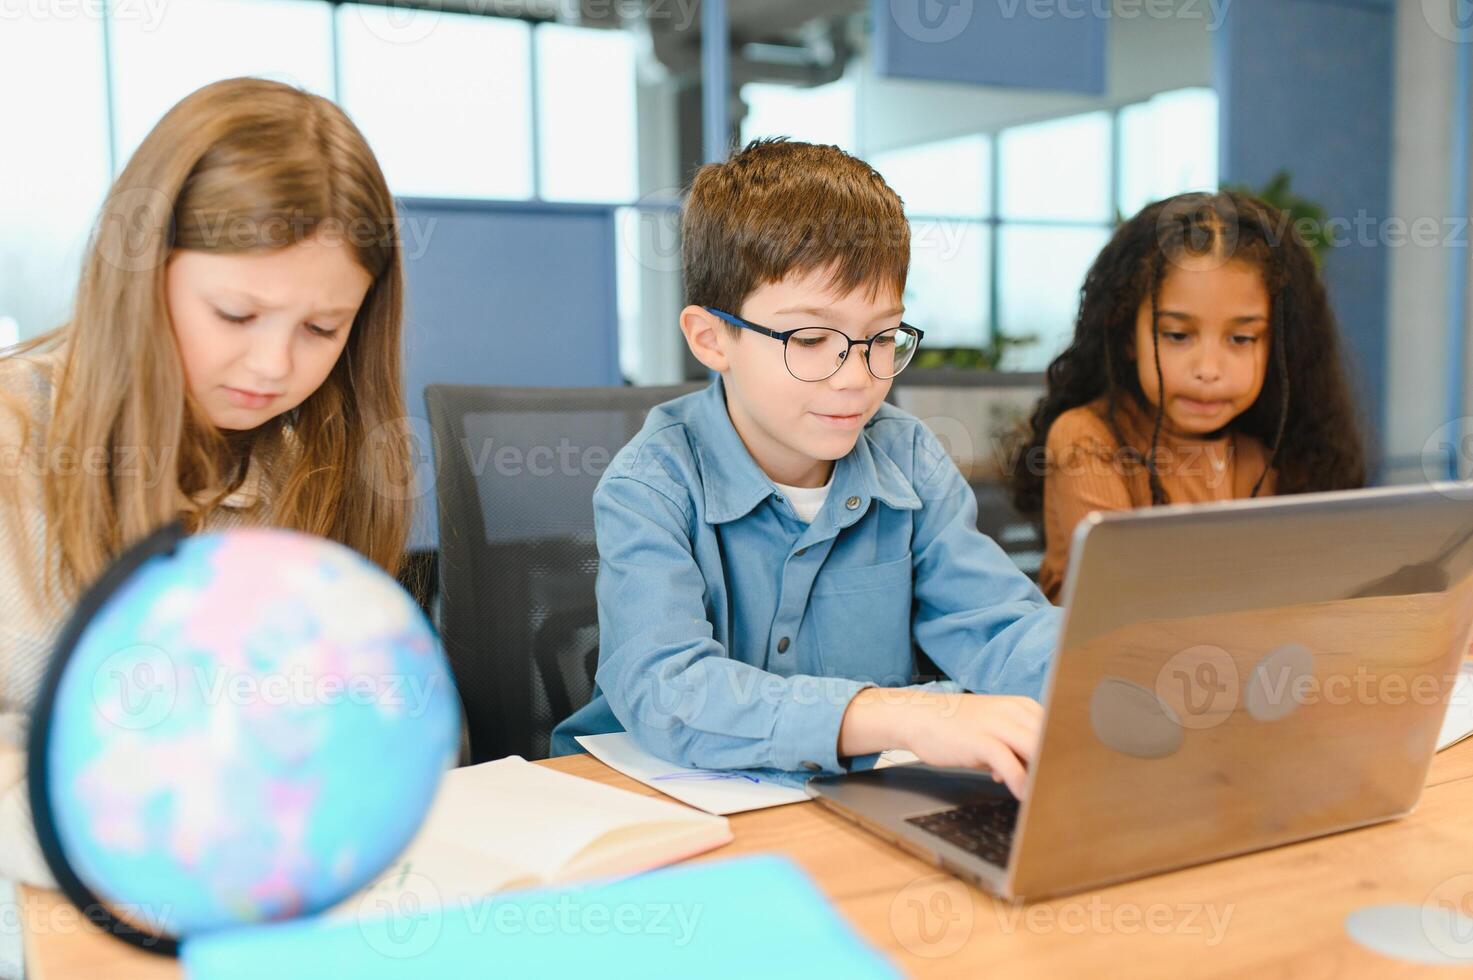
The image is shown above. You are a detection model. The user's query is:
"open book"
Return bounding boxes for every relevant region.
[326,756,731,919]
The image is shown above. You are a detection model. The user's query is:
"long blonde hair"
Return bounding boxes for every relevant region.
[7,76,412,592]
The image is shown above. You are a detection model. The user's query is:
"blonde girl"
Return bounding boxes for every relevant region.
[0,77,415,886]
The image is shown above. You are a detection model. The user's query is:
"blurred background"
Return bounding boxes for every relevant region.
[1,0,1469,548]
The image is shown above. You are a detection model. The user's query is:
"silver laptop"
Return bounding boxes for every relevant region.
[807,483,1473,901]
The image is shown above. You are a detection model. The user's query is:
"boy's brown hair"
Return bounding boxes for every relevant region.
[682,138,910,324]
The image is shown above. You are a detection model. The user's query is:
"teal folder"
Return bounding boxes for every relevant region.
[182,854,899,979]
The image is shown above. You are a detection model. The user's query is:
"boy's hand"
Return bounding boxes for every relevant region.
[902,693,1042,798]
[838,689,1044,799]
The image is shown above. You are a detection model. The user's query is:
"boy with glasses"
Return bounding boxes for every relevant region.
[552,140,1060,798]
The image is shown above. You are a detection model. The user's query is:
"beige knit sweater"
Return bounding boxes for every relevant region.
[0,346,265,887]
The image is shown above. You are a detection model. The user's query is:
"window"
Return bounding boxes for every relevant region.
[337,8,534,199]
[1117,87,1218,217]
[998,111,1112,223]
[872,135,993,349]
[905,222,991,349]
[866,90,1216,371]
[1,3,655,375]
[0,15,110,340]
[996,225,1111,369]
[871,134,990,220]
[995,111,1116,367]
[536,24,638,203]
[109,0,334,165]
[741,77,856,152]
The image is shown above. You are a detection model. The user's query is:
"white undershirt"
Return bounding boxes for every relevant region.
[773,475,834,523]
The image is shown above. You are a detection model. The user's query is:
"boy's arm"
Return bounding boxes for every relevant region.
[910,435,1062,699]
[593,475,870,774]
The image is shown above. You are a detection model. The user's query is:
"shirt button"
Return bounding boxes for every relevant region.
[845,496,861,510]
[777,636,791,653]
[801,761,822,772]
[794,547,808,557]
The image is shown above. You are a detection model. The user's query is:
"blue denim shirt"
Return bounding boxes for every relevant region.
[550,379,1061,773]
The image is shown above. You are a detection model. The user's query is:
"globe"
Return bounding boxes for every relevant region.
[32,525,460,942]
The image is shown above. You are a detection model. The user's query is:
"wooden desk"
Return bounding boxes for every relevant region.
[20,741,1473,979]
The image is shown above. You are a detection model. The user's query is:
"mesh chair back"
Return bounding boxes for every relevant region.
[425,383,702,762]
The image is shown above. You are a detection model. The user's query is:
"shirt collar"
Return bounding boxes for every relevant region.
[691,378,921,525]
[832,422,923,526]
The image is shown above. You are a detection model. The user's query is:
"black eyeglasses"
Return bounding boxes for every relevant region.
[705,308,925,382]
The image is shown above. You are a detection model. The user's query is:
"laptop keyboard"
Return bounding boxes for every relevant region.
[905,796,1020,866]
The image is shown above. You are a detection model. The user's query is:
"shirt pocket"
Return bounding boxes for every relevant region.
[811,555,914,686]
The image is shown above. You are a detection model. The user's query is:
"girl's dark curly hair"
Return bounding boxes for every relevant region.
[1012,190,1367,521]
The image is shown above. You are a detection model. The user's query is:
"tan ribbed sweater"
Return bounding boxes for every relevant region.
[0,347,265,888]
[1038,394,1278,603]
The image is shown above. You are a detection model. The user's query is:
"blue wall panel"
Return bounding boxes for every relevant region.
[1214,0,1395,460]
[872,0,1107,92]
[395,197,622,549]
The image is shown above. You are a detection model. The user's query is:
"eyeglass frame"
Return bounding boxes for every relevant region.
[703,307,926,382]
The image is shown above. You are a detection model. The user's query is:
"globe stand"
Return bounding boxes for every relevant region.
[27,520,188,957]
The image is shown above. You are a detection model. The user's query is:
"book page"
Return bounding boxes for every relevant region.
[429,757,728,879]
[324,836,537,921]
[322,757,729,920]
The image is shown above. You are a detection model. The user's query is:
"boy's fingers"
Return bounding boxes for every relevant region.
[982,718,1042,767]
[981,743,1028,798]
